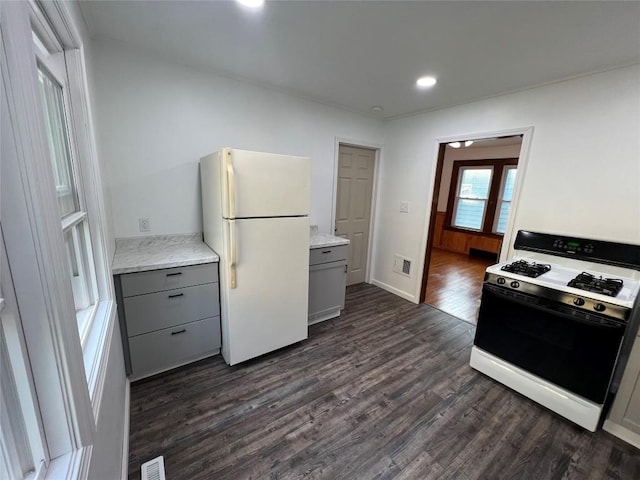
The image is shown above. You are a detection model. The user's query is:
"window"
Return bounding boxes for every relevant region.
[36,61,99,342]
[447,159,518,235]
[1,1,116,478]
[452,167,493,230]
[495,166,517,234]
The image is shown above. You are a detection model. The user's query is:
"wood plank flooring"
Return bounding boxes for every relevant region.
[425,248,494,324]
[128,284,640,480]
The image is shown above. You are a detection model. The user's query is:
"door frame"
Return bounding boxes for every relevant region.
[332,137,382,284]
[418,126,534,303]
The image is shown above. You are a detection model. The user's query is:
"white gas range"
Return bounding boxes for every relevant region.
[470,231,640,432]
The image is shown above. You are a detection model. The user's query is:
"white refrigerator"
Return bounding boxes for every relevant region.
[200,148,310,365]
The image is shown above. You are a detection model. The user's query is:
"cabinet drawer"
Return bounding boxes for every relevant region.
[121,263,218,297]
[129,316,221,380]
[125,283,220,336]
[310,245,347,265]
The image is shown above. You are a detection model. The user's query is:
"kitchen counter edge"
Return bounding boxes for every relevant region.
[112,233,219,275]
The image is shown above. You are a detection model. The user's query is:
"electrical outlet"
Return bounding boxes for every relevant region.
[400,201,410,213]
[138,218,150,232]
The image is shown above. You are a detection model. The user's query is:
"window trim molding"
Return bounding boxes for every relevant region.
[2,1,117,478]
[35,0,117,410]
[445,158,519,238]
[2,0,94,459]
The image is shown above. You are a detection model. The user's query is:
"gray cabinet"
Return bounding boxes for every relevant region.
[308,245,347,325]
[114,263,221,381]
[604,332,640,447]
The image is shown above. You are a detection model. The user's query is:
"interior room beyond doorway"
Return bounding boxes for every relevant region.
[423,135,523,324]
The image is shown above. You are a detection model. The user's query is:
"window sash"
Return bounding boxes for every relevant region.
[446,159,518,236]
[493,166,518,234]
[35,29,100,347]
[452,166,493,232]
[37,65,80,219]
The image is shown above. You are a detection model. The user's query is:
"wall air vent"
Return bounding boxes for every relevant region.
[141,456,166,480]
[393,254,412,277]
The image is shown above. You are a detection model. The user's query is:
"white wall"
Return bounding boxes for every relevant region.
[437,143,522,211]
[373,65,640,302]
[91,40,384,238]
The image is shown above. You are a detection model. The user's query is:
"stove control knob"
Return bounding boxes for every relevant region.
[497,277,506,285]
[573,298,585,306]
[594,303,606,313]
[510,281,520,288]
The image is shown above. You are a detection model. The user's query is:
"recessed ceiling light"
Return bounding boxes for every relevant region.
[371,106,384,113]
[449,142,461,148]
[465,140,474,147]
[236,0,265,8]
[416,76,437,88]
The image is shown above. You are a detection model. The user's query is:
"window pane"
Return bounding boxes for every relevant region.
[37,67,79,218]
[502,168,517,201]
[496,202,511,233]
[454,198,486,230]
[459,168,491,199]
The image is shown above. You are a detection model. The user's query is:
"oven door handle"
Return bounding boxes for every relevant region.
[483,284,626,330]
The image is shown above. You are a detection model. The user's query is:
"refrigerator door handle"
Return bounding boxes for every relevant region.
[226,150,236,219]
[229,219,237,288]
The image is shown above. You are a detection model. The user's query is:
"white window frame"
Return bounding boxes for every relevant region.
[452,166,494,232]
[1,1,117,478]
[493,165,518,234]
[33,23,100,345]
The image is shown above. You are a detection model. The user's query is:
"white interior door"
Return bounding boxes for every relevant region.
[223,216,309,365]
[228,149,311,218]
[335,145,375,285]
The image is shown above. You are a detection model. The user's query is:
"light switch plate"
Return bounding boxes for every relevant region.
[400,201,410,213]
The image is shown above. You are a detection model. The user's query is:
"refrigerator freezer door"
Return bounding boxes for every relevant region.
[223,148,310,219]
[219,216,309,365]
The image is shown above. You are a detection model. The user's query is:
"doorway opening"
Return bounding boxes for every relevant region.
[420,135,524,324]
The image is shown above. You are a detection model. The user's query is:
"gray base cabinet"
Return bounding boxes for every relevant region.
[114,262,221,381]
[308,245,347,325]
[604,332,640,447]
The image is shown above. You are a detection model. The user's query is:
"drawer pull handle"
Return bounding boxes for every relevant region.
[168,293,184,299]
[322,250,332,254]
[171,329,186,335]
[166,272,183,277]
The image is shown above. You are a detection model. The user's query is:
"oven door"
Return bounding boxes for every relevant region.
[474,283,626,404]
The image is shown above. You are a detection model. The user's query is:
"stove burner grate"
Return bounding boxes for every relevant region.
[567,272,624,297]
[500,260,551,278]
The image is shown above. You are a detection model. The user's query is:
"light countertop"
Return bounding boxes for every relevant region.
[112,233,219,275]
[310,230,350,249]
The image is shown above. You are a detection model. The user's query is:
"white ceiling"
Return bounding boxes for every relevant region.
[79,1,640,119]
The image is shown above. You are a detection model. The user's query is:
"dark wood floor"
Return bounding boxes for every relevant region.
[425,248,494,324]
[128,284,640,480]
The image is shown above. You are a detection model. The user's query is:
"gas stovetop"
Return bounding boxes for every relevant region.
[500,260,551,278]
[486,231,640,311]
[567,272,624,297]
[487,258,640,309]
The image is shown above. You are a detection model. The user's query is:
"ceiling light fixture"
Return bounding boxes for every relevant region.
[449,142,461,148]
[465,140,474,147]
[236,0,265,8]
[371,105,383,113]
[416,76,437,88]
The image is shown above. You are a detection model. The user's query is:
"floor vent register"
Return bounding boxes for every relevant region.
[141,456,166,480]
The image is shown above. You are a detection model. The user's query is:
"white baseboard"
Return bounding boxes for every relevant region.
[603,420,640,449]
[121,379,130,480]
[370,279,417,303]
